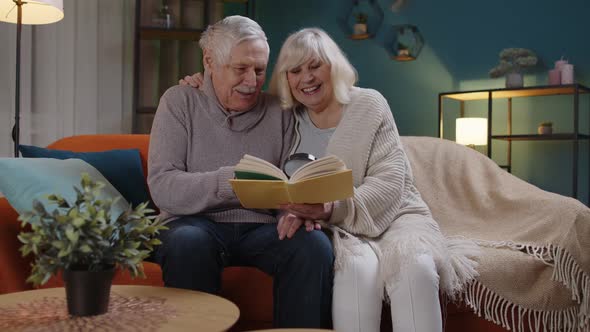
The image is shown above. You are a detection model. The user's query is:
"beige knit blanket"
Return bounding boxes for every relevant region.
[401,136,590,332]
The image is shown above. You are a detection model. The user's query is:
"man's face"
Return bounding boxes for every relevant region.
[209,39,269,112]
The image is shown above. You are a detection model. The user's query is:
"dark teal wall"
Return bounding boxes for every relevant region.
[254,0,589,204]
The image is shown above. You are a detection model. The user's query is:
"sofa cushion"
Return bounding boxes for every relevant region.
[0,198,32,294]
[19,144,150,209]
[0,158,129,218]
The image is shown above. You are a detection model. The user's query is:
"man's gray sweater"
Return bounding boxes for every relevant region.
[148,75,294,224]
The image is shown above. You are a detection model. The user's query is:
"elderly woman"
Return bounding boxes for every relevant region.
[181,27,478,331]
[267,28,479,332]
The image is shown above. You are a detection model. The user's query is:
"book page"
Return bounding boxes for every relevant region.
[234,154,287,181]
[288,170,353,203]
[289,155,347,183]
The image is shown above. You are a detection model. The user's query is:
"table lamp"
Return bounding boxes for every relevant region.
[456,117,488,148]
[0,0,64,157]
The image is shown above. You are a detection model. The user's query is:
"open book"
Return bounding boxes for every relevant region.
[229,154,353,209]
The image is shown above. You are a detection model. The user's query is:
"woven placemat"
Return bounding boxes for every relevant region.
[0,292,178,332]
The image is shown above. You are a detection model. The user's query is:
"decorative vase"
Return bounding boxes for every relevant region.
[538,124,553,135]
[63,265,115,316]
[353,23,367,35]
[505,72,524,88]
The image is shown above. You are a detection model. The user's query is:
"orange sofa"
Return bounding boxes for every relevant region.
[0,134,507,332]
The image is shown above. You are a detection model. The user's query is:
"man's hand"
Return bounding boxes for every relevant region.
[279,202,334,221]
[179,73,204,89]
[277,212,321,240]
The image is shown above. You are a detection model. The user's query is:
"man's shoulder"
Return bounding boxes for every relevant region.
[161,85,202,101]
[158,85,209,119]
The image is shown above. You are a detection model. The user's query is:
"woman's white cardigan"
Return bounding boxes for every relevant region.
[291,87,479,298]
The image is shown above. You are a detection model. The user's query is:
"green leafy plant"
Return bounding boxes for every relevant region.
[355,13,368,24]
[489,48,538,78]
[18,173,167,286]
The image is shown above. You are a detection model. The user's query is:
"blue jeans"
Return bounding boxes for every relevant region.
[153,216,334,328]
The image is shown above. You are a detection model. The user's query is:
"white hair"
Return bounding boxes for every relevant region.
[199,15,268,66]
[269,28,358,110]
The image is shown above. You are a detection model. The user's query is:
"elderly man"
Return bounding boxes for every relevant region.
[147,16,333,328]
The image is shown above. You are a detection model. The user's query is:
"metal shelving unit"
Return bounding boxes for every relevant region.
[439,84,590,203]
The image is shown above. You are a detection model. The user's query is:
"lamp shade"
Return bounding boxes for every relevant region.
[0,0,63,25]
[456,117,488,146]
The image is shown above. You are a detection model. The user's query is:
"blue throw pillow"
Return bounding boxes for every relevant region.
[19,145,151,209]
[0,158,129,218]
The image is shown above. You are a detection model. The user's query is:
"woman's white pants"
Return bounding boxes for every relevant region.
[332,242,442,332]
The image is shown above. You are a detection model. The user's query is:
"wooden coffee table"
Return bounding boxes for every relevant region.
[0,285,239,331]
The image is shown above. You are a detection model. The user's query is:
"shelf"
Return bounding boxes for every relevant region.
[492,133,590,141]
[441,84,590,101]
[349,33,370,40]
[137,106,157,114]
[392,55,416,62]
[140,27,203,41]
[439,82,590,205]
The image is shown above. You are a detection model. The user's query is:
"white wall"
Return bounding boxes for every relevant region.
[0,0,135,157]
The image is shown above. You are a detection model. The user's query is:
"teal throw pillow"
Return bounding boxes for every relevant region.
[0,158,129,219]
[19,145,151,209]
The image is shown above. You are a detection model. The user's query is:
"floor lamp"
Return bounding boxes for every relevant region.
[0,0,63,157]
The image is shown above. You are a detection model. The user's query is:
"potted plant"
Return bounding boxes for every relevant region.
[489,48,538,88]
[18,173,166,316]
[397,42,410,57]
[538,121,553,135]
[353,13,368,36]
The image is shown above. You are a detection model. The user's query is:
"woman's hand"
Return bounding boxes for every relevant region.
[277,212,321,240]
[179,73,204,89]
[279,202,334,221]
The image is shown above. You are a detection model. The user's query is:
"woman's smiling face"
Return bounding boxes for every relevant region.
[286,58,334,113]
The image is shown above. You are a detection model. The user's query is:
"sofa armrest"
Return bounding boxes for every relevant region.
[0,198,33,294]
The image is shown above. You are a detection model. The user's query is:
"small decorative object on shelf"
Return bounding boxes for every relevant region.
[548,57,575,85]
[505,72,524,89]
[538,121,553,135]
[548,68,561,85]
[397,42,410,57]
[390,24,423,61]
[489,48,538,88]
[152,2,175,28]
[17,174,166,316]
[340,0,384,40]
[353,13,368,38]
[561,64,575,84]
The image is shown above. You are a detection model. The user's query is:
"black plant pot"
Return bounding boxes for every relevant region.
[63,265,116,316]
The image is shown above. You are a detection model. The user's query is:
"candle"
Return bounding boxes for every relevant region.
[561,64,574,84]
[548,69,561,85]
[555,59,568,71]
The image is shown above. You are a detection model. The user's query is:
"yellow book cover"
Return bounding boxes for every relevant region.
[229,154,354,209]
